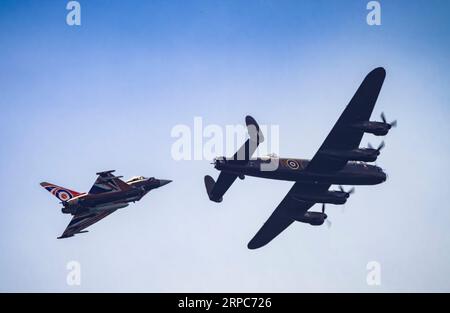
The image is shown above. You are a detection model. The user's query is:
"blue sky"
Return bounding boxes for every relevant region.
[0,0,449,292]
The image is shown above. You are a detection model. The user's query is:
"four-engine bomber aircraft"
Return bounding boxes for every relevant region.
[204,67,395,249]
[41,171,171,239]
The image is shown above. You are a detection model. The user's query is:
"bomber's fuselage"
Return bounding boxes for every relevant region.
[214,157,386,186]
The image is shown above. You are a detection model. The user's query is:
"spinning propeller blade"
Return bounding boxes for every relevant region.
[368,141,385,151]
[322,203,331,228]
[339,185,355,195]
[381,112,397,128]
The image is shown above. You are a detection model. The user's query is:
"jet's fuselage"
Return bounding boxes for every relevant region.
[62,178,171,215]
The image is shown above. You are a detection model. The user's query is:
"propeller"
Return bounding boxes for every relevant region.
[321,203,332,228]
[338,185,355,196]
[368,141,385,152]
[321,204,332,228]
[337,186,355,213]
[381,112,397,128]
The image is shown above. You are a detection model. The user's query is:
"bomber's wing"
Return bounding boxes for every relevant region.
[306,67,386,173]
[58,209,117,239]
[248,182,330,249]
[89,170,131,194]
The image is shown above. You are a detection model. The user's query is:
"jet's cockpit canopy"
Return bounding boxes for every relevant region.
[126,176,146,183]
[260,153,279,161]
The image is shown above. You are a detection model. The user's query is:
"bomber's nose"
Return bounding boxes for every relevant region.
[159,179,172,187]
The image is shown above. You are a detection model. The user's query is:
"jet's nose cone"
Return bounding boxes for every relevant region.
[159,179,172,187]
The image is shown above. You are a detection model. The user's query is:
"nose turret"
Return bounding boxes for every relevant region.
[213,157,226,170]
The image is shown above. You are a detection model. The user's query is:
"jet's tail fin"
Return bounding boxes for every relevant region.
[40,182,83,202]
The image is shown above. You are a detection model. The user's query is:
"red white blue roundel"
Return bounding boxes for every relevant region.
[286,159,300,170]
[45,185,75,201]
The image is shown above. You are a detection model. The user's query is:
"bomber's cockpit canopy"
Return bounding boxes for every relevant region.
[260,153,279,161]
[126,176,146,183]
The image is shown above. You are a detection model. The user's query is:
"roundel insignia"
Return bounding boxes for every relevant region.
[56,189,72,201]
[286,159,300,170]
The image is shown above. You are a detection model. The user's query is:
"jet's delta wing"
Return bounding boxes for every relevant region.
[248,68,386,249]
[58,209,118,239]
[89,170,131,194]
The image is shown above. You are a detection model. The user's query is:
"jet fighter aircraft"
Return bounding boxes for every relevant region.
[204,67,395,249]
[41,170,172,239]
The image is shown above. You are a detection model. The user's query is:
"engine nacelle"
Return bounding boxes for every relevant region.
[351,121,391,136]
[291,191,349,205]
[292,211,327,226]
[319,148,379,163]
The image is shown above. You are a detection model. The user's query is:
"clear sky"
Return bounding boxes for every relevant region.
[0,0,449,292]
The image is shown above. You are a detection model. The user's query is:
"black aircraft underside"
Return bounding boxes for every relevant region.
[63,189,146,213]
[204,67,394,249]
[214,158,386,185]
[41,170,172,239]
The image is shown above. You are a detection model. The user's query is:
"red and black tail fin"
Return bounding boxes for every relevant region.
[40,182,83,202]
